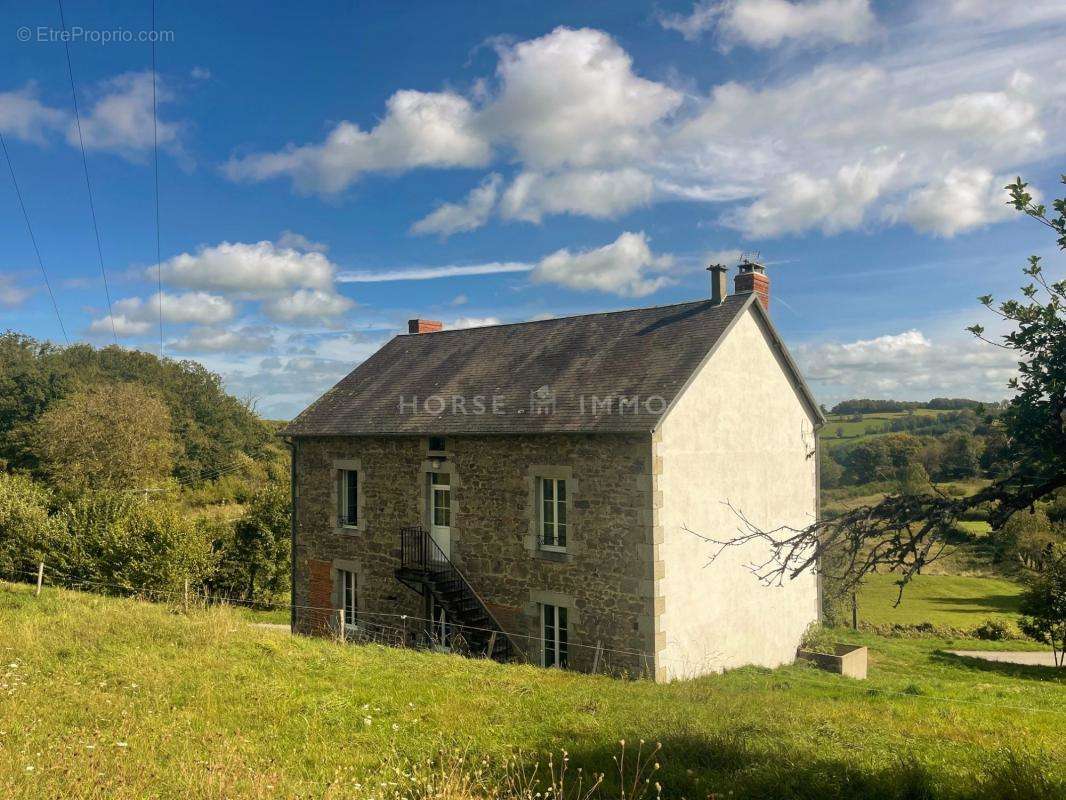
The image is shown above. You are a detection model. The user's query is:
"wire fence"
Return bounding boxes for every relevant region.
[3,562,1064,717]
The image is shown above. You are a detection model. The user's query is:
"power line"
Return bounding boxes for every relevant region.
[57,0,118,346]
[151,0,164,357]
[0,131,70,345]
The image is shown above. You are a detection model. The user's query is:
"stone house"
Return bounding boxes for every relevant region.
[280,260,824,681]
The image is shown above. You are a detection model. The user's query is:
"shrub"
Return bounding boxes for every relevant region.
[0,473,66,581]
[969,618,1019,641]
[57,491,214,596]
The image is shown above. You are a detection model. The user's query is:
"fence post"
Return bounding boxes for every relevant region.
[183,579,189,613]
[35,562,44,597]
[337,608,346,643]
[851,592,858,630]
[487,630,497,659]
[592,640,603,674]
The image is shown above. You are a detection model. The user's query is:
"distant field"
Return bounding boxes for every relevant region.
[857,574,1026,628]
[1,582,1063,799]
[820,408,950,444]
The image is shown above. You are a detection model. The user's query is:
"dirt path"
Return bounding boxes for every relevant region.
[947,649,1060,666]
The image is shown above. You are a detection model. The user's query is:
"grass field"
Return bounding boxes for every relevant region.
[1,582,1063,799]
[819,409,949,444]
[856,574,1026,628]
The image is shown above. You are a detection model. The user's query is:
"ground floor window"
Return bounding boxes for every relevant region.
[338,568,357,626]
[542,603,568,668]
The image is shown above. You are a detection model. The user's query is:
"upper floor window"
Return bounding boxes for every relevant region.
[540,477,567,550]
[338,468,358,527]
[428,436,447,453]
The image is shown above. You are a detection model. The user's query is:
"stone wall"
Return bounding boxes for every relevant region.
[292,433,656,674]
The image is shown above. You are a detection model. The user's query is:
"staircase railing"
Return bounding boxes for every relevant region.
[398,525,524,661]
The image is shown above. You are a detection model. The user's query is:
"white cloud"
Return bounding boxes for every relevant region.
[69,72,182,158]
[795,329,1018,401]
[531,231,675,297]
[499,169,653,223]
[225,89,491,193]
[337,262,531,282]
[89,291,236,336]
[0,86,65,143]
[725,160,899,237]
[446,316,502,329]
[662,0,877,48]
[411,173,501,236]
[224,14,1066,237]
[894,167,1015,237]
[481,27,682,170]
[276,230,328,253]
[673,60,1055,237]
[262,288,354,321]
[170,326,274,353]
[155,240,337,296]
[0,276,33,308]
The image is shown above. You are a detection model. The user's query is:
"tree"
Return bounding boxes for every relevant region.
[206,479,291,603]
[936,432,980,481]
[0,473,65,580]
[991,509,1065,571]
[32,382,176,493]
[698,176,1066,601]
[1018,546,1066,667]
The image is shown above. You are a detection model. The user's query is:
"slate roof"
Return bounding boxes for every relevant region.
[280,292,819,437]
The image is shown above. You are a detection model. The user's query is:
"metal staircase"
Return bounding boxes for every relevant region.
[395,525,516,662]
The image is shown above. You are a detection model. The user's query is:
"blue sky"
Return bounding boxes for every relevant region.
[1,0,1063,418]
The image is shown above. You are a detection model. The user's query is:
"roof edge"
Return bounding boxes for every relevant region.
[652,293,825,434]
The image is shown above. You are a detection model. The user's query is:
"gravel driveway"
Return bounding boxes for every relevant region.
[947,649,1061,666]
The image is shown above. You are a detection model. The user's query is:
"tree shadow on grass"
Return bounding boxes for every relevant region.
[548,730,1058,800]
[927,594,1022,614]
[931,650,1064,682]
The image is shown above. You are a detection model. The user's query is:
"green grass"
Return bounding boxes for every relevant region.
[1,582,1063,799]
[857,574,1026,628]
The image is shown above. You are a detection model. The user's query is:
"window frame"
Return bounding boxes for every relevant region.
[339,468,358,527]
[539,477,568,551]
[338,568,358,627]
[541,602,569,668]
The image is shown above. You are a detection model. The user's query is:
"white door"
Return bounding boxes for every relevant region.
[428,472,451,560]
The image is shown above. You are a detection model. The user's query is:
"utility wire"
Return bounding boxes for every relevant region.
[57,0,118,346]
[0,131,69,345]
[151,0,164,357]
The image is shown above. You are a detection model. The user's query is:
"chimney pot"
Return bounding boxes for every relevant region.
[707,264,729,305]
[408,318,443,334]
[734,259,770,311]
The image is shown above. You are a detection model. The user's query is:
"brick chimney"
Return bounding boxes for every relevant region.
[707,263,729,305]
[734,258,769,311]
[408,319,443,334]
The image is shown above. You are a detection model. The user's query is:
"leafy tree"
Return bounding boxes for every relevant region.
[991,509,1065,571]
[936,432,980,481]
[207,480,291,603]
[819,455,844,490]
[56,491,213,595]
[1018,546,1066,667]
[0,473,65,580]
[702,176,1066,600]
[0,334,272,484]
[32,382,177,494]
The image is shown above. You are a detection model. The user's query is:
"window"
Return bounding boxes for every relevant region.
[338,468,358,527]
[338,569,357,626]
[430,472,450,527]
[542,603,568,668]
[540,477,567,549]
[428,436,447,453]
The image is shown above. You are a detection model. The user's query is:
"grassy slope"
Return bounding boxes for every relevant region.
[1,583,1063,799]
[856,574,1026,628]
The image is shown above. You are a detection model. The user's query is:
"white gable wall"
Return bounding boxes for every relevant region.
[654,305,819,681]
